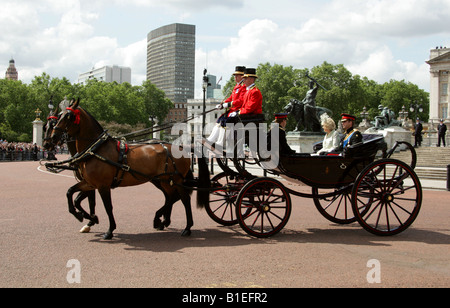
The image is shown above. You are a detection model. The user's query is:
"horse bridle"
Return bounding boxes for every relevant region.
[46,113,72,146]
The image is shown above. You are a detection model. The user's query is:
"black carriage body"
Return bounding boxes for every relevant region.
[276,135,387,189]
[277,155,370,188]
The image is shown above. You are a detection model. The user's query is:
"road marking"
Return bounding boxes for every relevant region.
[37,165,74,178]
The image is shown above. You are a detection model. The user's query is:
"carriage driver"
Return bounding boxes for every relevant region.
[332,113,363,153]
[206,66,247,146]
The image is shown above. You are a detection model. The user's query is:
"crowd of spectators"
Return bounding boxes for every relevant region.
[0,139,67,161]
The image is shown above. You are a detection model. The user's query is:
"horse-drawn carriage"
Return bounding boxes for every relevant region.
[43,100,422,240]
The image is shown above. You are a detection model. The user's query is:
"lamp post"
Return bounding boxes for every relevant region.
[202,69,210,137]
[398,105,409,128]
[46,97,57,160]
[359,106,370,129]
[399,105,408,120]
[360,106,369,120]
[48,96,54,113]
[410,101,423,120]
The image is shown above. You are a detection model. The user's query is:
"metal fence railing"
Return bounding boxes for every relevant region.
[0,149,69,162]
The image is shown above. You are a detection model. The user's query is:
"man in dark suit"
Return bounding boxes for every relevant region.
[268,113,296,155]
[437,119,447,147]
[413,118,423,148]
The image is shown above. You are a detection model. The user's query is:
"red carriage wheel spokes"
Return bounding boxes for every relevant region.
[351,159,422,236]
[236,177,291,238]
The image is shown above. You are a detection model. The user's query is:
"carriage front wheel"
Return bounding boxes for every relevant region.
[205,172,245,226]
[351,159,422,236]
[236,177,291,238]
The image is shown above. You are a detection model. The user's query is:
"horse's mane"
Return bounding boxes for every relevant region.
[79,107,104,132]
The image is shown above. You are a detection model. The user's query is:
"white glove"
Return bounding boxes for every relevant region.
[222,102,229,109]
[229,111,237,117]
[216,104,223,110]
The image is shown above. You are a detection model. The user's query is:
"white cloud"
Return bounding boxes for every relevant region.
[195,0,450,95]
[2,0,448,96]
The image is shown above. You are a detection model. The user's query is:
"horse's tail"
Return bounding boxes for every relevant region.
[196,156,210,209]
[183,169,194,196]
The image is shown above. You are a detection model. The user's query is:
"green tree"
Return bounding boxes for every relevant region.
[0,79,34,141]
[139,80,173,125]
[380,80,429,121]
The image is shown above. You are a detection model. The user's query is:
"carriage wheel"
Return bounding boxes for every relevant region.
[384,141,417,169]
[313,187,358,224]
[236,177,291,238]
[351,159,422,236]
[205,172,245,226]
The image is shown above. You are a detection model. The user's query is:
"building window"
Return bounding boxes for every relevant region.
[442,83,448,96]
[442,106,448,119]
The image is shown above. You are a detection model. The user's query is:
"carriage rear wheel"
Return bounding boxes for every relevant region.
[236,177,291,238]
[351,159,422,236]
[205,172,246,226]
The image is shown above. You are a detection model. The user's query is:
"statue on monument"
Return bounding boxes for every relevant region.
[373,105,402,129]
[284,75,331,133]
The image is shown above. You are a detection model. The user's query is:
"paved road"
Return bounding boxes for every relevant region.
[0,159,449,288]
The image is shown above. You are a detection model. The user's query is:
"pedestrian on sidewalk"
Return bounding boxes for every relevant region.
[437,119,447,147]
[413,118,423,148]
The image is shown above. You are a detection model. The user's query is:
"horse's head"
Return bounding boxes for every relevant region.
[284,99,295,113]
[51,98,81,145]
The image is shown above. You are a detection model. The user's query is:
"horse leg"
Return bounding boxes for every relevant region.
[86,191,98,225]
[67,183,85,222]
[98,188,116,240]
[76,191,99,233]
[178,188,193,237]
[153,192,179,231]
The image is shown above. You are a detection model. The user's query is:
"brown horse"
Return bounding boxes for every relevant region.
[43,109,98,232]
[49,99,210,239]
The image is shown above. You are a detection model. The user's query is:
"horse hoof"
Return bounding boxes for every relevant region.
[79,225,91,233]
[181,229,191,237]
[154,220,164,230]
[103,232,113,240]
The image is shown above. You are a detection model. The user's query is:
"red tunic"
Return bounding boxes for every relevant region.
[239,85,263,115]
[224,82,246,113]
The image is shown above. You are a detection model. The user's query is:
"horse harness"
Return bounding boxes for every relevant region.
[45,131,184,188]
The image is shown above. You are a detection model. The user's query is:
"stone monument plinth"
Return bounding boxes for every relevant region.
[287,131,325,153]
[364,126,412,150]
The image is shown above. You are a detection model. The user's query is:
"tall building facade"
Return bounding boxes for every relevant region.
[77,65,131,85]
[206,75,224,100]
[147,23,196,104]
[427,47,450,122]
[5,59,18,80]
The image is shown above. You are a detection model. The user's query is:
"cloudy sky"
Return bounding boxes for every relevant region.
[1,0,449,98]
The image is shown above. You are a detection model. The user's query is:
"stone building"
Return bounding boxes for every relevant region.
[427,47,450,123]
[147,23,196,104]
[5,59,18,80]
